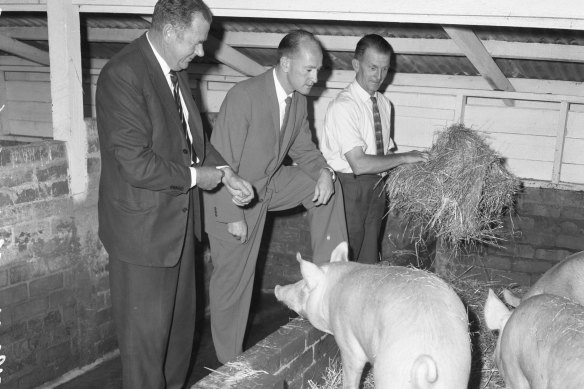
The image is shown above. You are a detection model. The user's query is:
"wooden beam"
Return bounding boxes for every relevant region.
[47,0,88,200]
[71,0,584,30]
[552,101,570,183]
[0,33,50,65]
[204,35,266,76]
[443,26,515,106]
[3,26,584,63]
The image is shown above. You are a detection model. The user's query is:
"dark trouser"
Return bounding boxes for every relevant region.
[208,166,348,363]
[109,202,197,389]
[338,172,386,264]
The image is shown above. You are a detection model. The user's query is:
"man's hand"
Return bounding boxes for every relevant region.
[196,167,225,190]
[228,220,248,243]
[405,150,430,164]
[221,167,254,206]
[312,168,335,206]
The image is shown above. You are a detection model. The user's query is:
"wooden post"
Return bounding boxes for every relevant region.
[47,0,88,201]
[552,101,569,184]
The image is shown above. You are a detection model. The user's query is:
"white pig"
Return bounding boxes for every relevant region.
[503,250,584,307]
[274,242,471,389]
[484,289,584,389]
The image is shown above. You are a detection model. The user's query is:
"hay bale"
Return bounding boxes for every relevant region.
[384,123,520,250]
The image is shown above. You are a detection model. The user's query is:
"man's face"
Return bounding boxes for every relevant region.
[352,48,391,95]
[282,41,323,95]
[165,13,210,71]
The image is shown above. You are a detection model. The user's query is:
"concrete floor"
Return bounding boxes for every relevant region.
[55,291,296,389]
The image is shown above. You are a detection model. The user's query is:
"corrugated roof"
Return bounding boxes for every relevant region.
[2,12,584,82]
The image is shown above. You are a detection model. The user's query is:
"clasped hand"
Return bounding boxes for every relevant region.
[196,167,254,206]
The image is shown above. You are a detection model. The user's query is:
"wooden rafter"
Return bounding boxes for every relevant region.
[3,27,584,64]
[0,33,49,65]
[443,26,515,106]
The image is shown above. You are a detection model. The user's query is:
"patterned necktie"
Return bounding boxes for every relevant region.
[370,96,384,156]
[169,70,196,163]
[281,96,292,131]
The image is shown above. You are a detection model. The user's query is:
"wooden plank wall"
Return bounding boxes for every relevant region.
[1,67,582,188]
[201,78,584,187]
[1,71,52,138]
[564,104,584,184]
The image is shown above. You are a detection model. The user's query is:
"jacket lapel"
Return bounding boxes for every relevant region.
[138,35,183,133]
[138,35,200,160]
[177,72,206,161]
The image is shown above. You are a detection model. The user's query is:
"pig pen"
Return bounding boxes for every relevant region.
[192,272,516,389]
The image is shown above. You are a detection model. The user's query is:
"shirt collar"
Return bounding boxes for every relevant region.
[351,79,377,103]
[146,32,172,76]
[273,68,292,104]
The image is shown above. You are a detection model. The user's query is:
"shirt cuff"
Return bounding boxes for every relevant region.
[190,167,197,188]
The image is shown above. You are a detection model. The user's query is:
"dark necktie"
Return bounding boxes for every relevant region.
[281,96,292,131]
[169,70,196,163]
[370,96,384,156]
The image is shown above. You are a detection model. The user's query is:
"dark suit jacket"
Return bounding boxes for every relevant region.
[96,33,226,267]
[204,69,328,240]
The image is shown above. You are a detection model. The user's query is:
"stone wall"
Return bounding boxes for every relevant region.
[0,120,113,388]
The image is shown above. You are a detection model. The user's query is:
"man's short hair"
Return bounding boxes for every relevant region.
[354,34,391,60]
[277,30,321,62]
[151,0,212,33]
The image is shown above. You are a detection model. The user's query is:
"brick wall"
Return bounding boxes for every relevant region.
[433,187,584,285]
[192,318,339,389]
[0,120,113,388]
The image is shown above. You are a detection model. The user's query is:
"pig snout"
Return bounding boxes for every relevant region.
[485,290,584,389]
[274,281,307,317]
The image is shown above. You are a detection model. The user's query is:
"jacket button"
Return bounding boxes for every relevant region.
[182,207,188,213]
[182,149,188,154]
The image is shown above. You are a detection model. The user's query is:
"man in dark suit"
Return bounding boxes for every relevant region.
[203,30,348,363]
[96,1,253,387]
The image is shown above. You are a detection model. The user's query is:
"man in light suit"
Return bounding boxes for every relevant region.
[96,1,253,387]
[204,30,348,363]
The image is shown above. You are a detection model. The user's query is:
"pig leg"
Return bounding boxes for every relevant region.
[340,349,366,389]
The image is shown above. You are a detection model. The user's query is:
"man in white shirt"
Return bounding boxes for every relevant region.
[320,34,428,263]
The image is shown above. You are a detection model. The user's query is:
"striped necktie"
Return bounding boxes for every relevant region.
[169,70,196,163]
[370,96,384,155]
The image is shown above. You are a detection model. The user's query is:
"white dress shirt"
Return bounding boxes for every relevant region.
[320,80,396,173]
[273,69,293,129]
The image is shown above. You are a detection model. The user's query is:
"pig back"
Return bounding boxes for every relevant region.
[499,293,584,388]
[522,250,584,305]
[327,265,471,387]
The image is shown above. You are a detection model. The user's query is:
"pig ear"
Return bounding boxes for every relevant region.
[484,289,512,331]
[298,258,325,290]
[330,241,349,263]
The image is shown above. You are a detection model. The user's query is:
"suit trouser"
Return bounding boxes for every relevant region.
[109,202,196,389]
[207,166,347,363]
[338,172,386,264]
